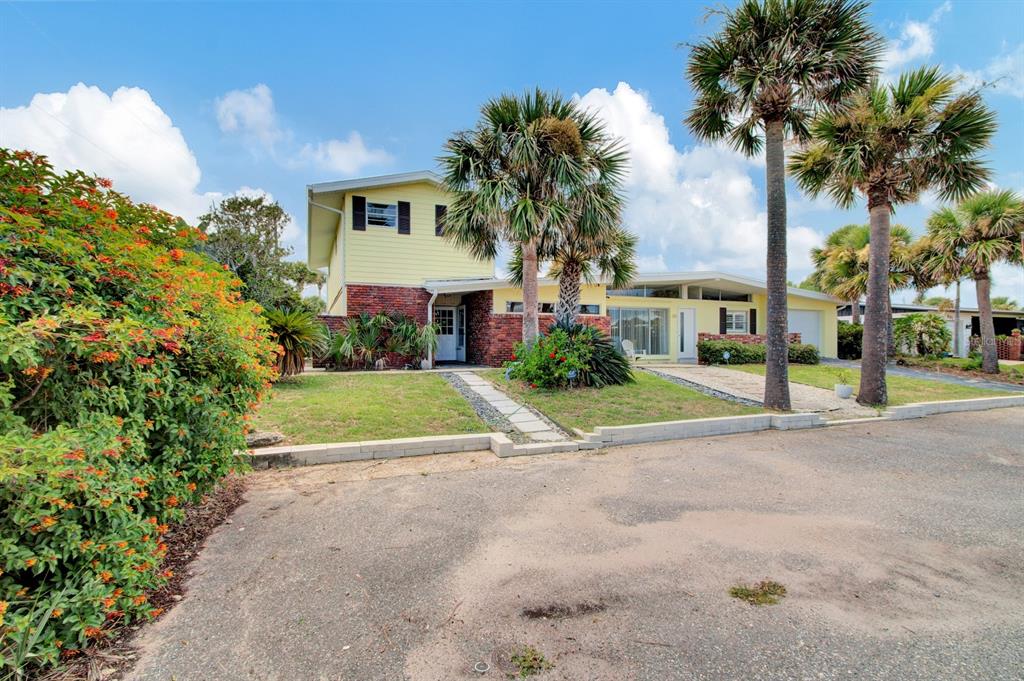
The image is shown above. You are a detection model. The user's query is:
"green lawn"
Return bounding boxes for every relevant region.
[899,356,1024,385]
[253,372,489,444]
[727,364,1015,405]
[483,369,760,433]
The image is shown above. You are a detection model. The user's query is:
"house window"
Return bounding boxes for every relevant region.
[506,302,600,314]
[609,307,669,355]
[725,310,748,334]
[607,285,681,299]
[700,287,751,302]
[366,202,398,228]
[433,308,454,334]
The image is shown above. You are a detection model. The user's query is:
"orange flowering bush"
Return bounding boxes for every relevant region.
[0,149,276,671]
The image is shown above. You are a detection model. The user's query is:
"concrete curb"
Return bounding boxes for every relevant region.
[248,395,1022,468]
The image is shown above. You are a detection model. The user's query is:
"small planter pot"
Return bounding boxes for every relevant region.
[834,383,854,399]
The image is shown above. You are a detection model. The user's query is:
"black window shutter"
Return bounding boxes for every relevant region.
[749,309,756,334]
[719,307,727,334]
[435,205,447,236]
[398,201,411,234]
[352,196,366,230]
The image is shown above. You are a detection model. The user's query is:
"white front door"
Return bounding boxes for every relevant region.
[434,307,457,361]
[678,308,696,360]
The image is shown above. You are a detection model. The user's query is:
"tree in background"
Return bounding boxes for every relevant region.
[991,296,1019,310]
[924,190,1024,373]
[199,195,322,311]
[912,234,970,357]
[809,223,916,344]
[685,0,882,410]
[789,67,996,405]
[441,90,626,343]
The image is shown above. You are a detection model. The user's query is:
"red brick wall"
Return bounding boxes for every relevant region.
[465,290,612,366]
[972,329,1023,360]
[699,332,802,344]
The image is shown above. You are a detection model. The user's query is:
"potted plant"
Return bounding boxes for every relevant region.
[833,367,854,399]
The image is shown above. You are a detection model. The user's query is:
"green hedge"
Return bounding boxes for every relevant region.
[697,339,820,365]
[837,321,863,359]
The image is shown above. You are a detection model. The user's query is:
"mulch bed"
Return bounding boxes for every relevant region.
[40,476,249,681]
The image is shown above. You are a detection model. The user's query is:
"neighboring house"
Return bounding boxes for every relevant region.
[307,171,841,366]
[838,302,1024,357]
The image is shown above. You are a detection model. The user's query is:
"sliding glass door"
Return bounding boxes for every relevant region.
[609,307,669,355]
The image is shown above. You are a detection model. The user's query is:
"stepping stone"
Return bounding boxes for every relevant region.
[508,411,541,424]
[516,420,551,433]
[529,431,566,442]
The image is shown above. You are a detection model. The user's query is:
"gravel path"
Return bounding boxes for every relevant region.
[126,408,1024,681]
[653,364,878,419]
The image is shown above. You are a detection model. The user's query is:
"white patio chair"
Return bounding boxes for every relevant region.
[620,339,637,363]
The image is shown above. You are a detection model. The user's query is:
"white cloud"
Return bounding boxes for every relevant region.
[0,83,225,221]
[0,83,298,245]
[882,1,951,75]
[215,84,285,149]
[954,44,1024,99]
[636,254,668,273]
[574,82,822,281]
[295,133,394,175]
[216,83,392,176]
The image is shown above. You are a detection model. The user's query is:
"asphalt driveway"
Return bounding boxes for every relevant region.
[127,408,1024,681]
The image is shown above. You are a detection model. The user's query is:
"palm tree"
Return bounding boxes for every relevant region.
[991,296,1020,310]
[924,190,1024,373]
[685,0,882,410]
[263,308,329,379]
[789,67,996,405]
[508,223,637,329]
[811,223,916,345]
[440,90,626,343]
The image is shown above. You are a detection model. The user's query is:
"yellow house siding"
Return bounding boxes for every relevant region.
[343,182,494,286]
[326,232,344,314]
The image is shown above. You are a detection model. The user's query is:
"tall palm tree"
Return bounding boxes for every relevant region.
[991,296,1020,310]
[924,190,1024,373]
[440,90,626,343]
[509,222,638,328]
[789,67,996,405]
[685,0,882,410]
[811,224,916,344]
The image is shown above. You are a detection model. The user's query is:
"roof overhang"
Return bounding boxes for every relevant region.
[629,271,842,303]
[308,170,442,196]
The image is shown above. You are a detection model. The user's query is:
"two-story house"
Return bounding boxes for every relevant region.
[307,171,841,366]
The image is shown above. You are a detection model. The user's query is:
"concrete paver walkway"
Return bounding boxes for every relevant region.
[654,365,878,418]
[453,371,566,442]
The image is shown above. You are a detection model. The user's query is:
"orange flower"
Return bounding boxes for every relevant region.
[186,482,197,492]
[84,626,105,638]
[40,516,57,528]
[148,608,164,618]
[165,495,179,507]
[132,595,147,606]
[51,608,63,618]
[25,558,37,568]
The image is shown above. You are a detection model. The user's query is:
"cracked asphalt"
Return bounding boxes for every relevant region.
[126,407,1024,681]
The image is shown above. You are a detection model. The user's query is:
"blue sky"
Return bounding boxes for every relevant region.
[2,0,1022,306]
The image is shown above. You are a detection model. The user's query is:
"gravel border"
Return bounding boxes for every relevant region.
[441,372,531,444]
[643,367,764,408]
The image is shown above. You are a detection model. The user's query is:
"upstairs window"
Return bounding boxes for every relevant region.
[366,202,398,228]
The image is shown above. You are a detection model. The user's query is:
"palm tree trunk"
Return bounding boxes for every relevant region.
[885,293,895,359]
[554,260,582,328]
[763,118,791,411]
[858,196,891,406]
[521,237,540,343]
[953,279,961,357]
[976,270,999,373]
[850,300,860,325]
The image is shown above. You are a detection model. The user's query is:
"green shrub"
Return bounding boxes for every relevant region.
[551,323,633,388]
[698,339,820,365]
[837,321,862,359]
[263,308,328,379]
[329,311,436,370]
[893,313,952,356]
[506,327,591,389]
[0,149,276,672]
[788,343,821,364]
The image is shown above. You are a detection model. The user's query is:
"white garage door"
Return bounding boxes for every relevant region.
[788,310,821,349]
